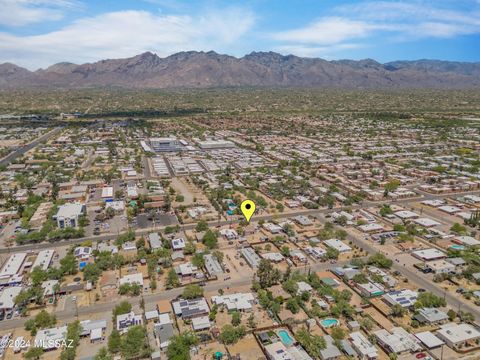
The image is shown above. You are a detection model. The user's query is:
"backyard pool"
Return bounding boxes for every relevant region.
[320,318,339,328]
[450,244,465,250]
[277,330,294,346]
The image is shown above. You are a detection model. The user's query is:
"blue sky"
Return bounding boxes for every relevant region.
[1,0,479,69]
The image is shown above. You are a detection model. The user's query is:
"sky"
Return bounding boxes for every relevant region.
[0,0,479,70]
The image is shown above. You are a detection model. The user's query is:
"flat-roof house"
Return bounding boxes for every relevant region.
[414,331,444,349]
[425,260,456,274]
[116,311,143,333]
[79,319,107,343]
[204,254,223,278]
[383,289,418,308]
[412,248,446,262]
[192,316,211,331]
[0,253,27,279]
[0,286,22,314]
[323,239,351,253]
[119,273,143,287]
[320,335,342,360]
[241,247,261,268]
[436,323,480,349]
[73,246,92,260]
[211,293,255,312]
[154,322,175,349]
[350,331,378,360]
[414,308,448,325]
[356,282,385,298]
[171,238,186,251]
[54,203,85,228]
[374,327,421,354]
[172,298,209,319]
[148,233,162,250]
[31,250,55,272]
[35,326,67,350]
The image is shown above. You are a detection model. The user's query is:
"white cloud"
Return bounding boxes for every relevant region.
[0,7,255,69]
[270,1,480,56]
[0,0,79,26]
[271,17,380,45]
[274,43,365,58]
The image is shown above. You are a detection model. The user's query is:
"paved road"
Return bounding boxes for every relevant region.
[0,259,354,331]
[4,187,480,255]
[343,228,480,322]
[0,127,62,167]
[0,206,355,254]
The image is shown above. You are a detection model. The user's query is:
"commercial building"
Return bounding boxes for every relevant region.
[150,137,182,152]
[54,203,85,228]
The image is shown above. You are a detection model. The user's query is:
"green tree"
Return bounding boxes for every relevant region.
[94,347,113,360]
[166,268,180,289]
[60,320,81,360]
[83,263,102,283]
[368,253,393,269]
[182,285,204,299]
[60,253,78,275]
[108,330,121,353]
[296,327,326,358]
[166,332,198,360]
[112,301,132,320]
[202,229,218,249]
[121,325,149,359]
[24,347,44,360]
[231,311,241,326]
[195,220,208,232]
[219,325,246,345]
[256,259,281,288]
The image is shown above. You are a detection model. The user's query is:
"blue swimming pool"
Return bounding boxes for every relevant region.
[79,261,87,270]
[278,330,294,346]
[450,244,465,250]
[320,318,339,328]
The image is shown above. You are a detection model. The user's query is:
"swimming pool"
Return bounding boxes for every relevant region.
[79,261,87,270]
[320,318,339,328]
[450,244,465,250]
[277,330,294,346]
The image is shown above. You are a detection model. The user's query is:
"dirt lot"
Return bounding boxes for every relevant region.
[227,333,265,360]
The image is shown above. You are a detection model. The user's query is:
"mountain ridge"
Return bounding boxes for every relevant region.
[1,51,480,89]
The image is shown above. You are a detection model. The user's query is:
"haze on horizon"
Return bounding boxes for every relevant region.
[0,0,479,70]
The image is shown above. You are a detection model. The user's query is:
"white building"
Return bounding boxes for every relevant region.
[323,239,351,253]
[211,293,255,312]
[117,311,143,333]
[54,203,85,228]
[119,273,144,287]
[374,327,421,354]
[412,248,446,262]
[31,250,55,272]
[436,323,480,349]
[383,289,418,308]
[350,331,378,359]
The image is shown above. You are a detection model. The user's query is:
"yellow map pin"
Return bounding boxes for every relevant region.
[240,199,256,222]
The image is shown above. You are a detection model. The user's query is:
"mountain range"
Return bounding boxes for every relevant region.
[1,51,480,89]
